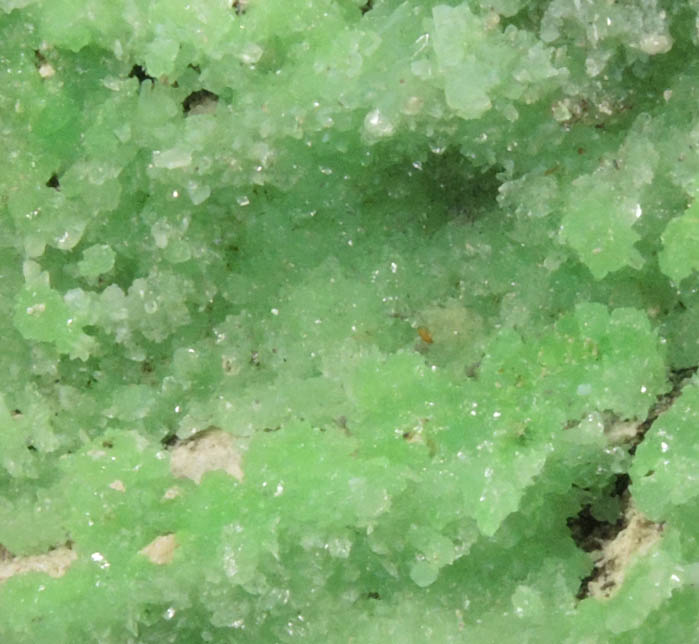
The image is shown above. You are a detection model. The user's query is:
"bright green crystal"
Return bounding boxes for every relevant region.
[1,0,698,642]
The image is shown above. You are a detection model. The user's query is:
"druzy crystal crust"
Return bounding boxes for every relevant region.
[0,0,698,642]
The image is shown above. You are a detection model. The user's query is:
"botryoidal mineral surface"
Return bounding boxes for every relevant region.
[1,0,698,642]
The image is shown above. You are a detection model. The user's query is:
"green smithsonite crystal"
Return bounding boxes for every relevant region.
[0,0,698,642]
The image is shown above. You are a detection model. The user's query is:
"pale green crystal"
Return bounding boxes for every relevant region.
[0,0,698,642]
[631,381,699,519]
[77,244,115,279]
[659,200,699,284]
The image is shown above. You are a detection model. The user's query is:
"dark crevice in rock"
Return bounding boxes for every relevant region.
[568,473,632,599]
[629,365,697,455]
[611,472,630,497]
[568,474,630,556]
[575,505,663,600]
[161,433,179,448]
[567,364,696,600]
[128,64,155,85]
[46,173,60,190]
[33,48,53,75]
[182,89,219,115]
[575,563,603,600]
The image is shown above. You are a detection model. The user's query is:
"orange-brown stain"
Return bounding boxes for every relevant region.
[417,326,433,344]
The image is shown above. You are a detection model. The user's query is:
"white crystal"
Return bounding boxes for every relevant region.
[363,109,395,139]
[638,34,672,55]
[152,149,192,169]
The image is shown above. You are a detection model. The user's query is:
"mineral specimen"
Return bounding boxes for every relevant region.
[0,0,697,642]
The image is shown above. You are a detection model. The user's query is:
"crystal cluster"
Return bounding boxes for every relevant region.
[0,0,697,641]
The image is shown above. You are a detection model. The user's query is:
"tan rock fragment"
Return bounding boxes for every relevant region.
[162,486,182,501]
[0,543,76,584]
[109,479,126,492]
[588,505,663,599]
[139,534,178,565]
[604,419,639,445]
[169,428,243,484]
